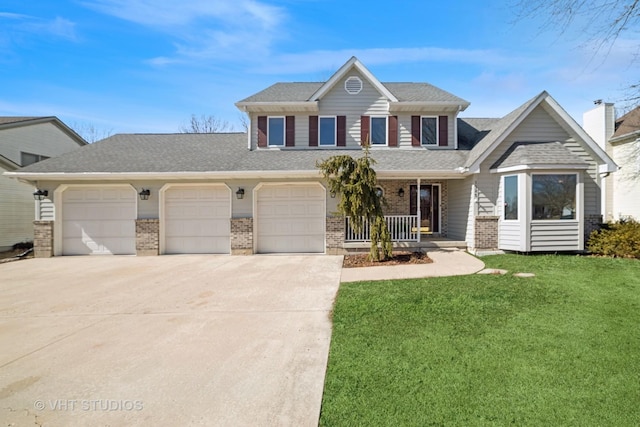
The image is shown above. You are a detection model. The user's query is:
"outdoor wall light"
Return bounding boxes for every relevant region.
[330,192,336,198]
[398,188,405,198]
[236,188,245,199]
[138,189,151,200]
[33,189,48,201]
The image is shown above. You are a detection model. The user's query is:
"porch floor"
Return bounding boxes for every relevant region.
[343,236,467,252]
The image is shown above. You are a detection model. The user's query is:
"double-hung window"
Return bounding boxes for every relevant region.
[370,116,387,145]
[267,117,285,146]
[421,117,438,145]
[319,117,336,146]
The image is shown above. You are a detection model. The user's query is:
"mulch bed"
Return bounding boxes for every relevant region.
[343,251,433,268]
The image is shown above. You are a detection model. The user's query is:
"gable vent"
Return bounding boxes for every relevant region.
[344,76,363,95]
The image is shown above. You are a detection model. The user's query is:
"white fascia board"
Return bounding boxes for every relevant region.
[3,170,326,181]
[376,170,470,179]
[490,164,590,174]
[234,101,319,113]
[609,131,640,144]
[388,101,470,113]
[543,95,618,173]
[6,169,472,181]
[309,57,398,102]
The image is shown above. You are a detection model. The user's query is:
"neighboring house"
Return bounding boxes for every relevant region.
[5,57,616,257]
[0,117,87,251]
[584,103,640,221]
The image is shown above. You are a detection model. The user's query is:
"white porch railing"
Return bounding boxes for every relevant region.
[345,215,419,242]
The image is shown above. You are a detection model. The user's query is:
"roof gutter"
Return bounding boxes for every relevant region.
[5,169,472,182]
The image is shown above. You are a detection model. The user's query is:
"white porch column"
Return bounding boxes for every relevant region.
[416,178,421,242]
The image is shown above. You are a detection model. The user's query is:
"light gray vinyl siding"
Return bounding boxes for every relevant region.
[530,221,580,251]
[447,177,473,243]
[39,200,55,221]
[319,70,389,148]
[0,122,82,166]
[477,105,600,217]
[0,164,35,249]
[499,222,522,250]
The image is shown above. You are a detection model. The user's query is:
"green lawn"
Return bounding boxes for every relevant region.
[320,255,640,426]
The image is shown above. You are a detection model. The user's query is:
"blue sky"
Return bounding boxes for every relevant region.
[1,0,638,138]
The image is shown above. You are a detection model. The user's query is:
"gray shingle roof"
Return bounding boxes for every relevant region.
[382,83,468,104]
[16,132,468,174]
[0,116,48,126]
[237,83,323,103]
[491,141,588,170]
[464,92,545,168]
[238,82,468,104]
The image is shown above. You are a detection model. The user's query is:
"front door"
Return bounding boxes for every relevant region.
[410,185,440,233]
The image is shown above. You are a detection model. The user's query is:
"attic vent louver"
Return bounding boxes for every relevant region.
[344,76,363,95]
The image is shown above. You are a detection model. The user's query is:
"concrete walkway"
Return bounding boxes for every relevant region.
[340,249,485,283]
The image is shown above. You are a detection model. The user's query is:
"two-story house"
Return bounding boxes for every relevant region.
[0,117,86,251]
[6,57,616,256]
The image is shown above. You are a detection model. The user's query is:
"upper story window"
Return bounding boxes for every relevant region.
[319,117,336,146]
[532,174,577,220]
[503,175,518,220]
[421,117,438,145]
[268,117,285,146]
[21,151,49,166]
[371,116,387,145]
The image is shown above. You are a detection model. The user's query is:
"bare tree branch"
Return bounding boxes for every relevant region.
[179,114,233,133]
[70,122,114,143]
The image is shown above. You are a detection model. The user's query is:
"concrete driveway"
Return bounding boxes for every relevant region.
[0,255,343,426]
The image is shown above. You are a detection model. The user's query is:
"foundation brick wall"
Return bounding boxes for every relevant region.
[584,214,603,247]
[326,215,346,254]
[474,216,499,250]
[231,218,253,255]
[33,220,53,258]
[136,219,159,256]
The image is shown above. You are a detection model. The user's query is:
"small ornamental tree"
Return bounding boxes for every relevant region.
[317,145,393,261]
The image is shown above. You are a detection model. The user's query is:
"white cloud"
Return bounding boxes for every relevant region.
[83,0,286,63]
[252,47,525,75]
[0,13,78,42]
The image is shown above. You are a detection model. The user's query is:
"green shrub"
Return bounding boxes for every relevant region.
[588,219,640,258]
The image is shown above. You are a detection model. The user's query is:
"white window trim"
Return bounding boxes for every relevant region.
[421,116,439,146]
[370,116,388,146]
[267,116,285,147]
[530,172,579,222]
[502,175,519,221]
[319,116,337,147]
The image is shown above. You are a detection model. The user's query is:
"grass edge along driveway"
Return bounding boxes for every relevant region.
[320,254,640,426]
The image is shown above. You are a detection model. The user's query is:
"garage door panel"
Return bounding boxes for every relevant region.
[256,184,325,253]
[62,187,136,255]
[163,186,230,254]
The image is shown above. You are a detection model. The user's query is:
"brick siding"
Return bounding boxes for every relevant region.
[474,216,499,250]
[136,219,159,256]
[231,218,253,255]
[33,220,53,258]
[584,214,603,247]
[326,215,346,254]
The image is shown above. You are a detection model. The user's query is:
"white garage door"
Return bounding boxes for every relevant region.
[256,184,325,253]
[62,186,136,255]
[163,185,230,254]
